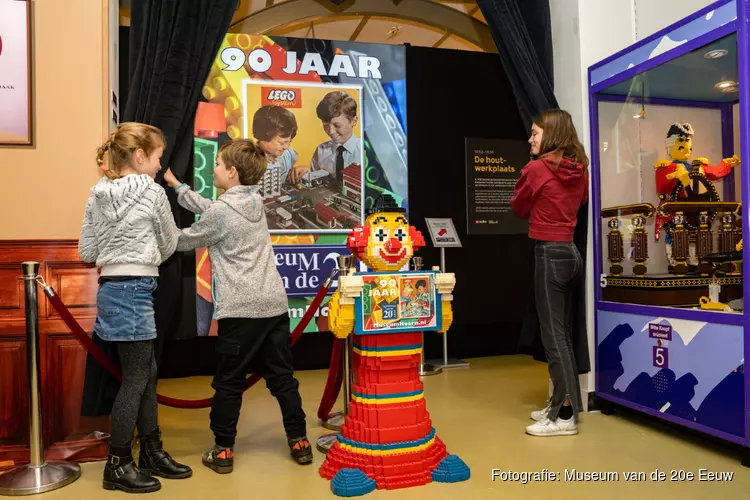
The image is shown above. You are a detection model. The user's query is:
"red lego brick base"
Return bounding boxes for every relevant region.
[320,332,450,490]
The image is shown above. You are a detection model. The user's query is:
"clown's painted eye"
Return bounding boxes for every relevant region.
[376,227,388,242]
[395,228,405,241]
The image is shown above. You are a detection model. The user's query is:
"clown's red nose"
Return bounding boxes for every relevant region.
[385,237,402,253]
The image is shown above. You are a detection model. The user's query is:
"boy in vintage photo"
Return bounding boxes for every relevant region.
[289,91,361,187]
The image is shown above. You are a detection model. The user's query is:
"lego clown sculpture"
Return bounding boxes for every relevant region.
[654,122,740,267]
[319,195,470,496]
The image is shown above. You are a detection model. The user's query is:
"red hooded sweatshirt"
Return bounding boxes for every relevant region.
[510,156,588,242]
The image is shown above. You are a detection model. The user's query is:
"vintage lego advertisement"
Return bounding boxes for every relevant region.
[243,80,364,232]
[192,35,407,336]
[354,273,442,335]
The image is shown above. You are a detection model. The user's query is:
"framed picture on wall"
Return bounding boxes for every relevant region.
[0,0,33,146]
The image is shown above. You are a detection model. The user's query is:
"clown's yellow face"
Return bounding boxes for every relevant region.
[669,136,692,161]
[362,211,414,272]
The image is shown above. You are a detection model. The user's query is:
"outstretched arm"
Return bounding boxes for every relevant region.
[176,204,227,252]
[164,168,213,214]
[701,155,740,180]
[175,184,214,214]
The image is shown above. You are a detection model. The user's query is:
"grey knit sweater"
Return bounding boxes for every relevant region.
[175,184,288,320]
[78,174,179,276]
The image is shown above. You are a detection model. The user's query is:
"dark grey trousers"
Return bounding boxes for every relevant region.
[534,241,584,421]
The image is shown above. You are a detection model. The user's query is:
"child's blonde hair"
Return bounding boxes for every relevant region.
[96,122,166,180]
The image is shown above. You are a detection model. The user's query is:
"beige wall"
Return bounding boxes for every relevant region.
[0,0,107,239]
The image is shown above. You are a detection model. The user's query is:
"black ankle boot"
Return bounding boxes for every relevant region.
[138,428,193,479]
[103,446,161,493]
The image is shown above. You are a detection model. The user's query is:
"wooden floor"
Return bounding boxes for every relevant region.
[10,356,750,499]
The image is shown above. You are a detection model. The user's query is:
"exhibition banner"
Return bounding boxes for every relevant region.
[354,272,442,335]
[465,138,528,235]
[192,35,408,336]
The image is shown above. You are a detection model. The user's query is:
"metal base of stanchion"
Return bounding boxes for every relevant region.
[316,433,339,454]
[320,411,345,431]
[418,362,442,376]
[426,357,470,369]
[0,461,81,496]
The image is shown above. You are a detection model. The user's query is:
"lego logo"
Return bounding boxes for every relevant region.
[267,89,296,101]
[261,87,302,108]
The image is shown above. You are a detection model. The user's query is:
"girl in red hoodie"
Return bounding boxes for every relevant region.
[510,109,589,437]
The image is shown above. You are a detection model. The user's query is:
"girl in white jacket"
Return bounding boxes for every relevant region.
[78,122,190,494]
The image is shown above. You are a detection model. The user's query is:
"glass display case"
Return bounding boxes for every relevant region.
[590,0,750,457]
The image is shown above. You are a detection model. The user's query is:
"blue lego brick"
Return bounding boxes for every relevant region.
[431,455,470,483]
[331,468,377,497]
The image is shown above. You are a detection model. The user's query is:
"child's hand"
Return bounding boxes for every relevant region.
[289,165,311,183]
[163,168,181,188]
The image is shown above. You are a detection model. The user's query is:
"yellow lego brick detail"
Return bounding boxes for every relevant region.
[352,347,422,357]
[351,394,424,405]
[339,437,437,457]
[328,291,354,339]
[438,301,453,333]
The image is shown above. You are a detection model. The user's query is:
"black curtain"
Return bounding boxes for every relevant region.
[477,0,590,373]
[123,0,239,366]
[476,0,558,129]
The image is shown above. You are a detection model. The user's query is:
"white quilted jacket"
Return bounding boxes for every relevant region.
[78,174,180,276]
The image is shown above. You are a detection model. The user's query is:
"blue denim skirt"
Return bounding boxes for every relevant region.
[94,277,158,342]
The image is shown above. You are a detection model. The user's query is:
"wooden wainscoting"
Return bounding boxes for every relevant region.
[0,241,107,470]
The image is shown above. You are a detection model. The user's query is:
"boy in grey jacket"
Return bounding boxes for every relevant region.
[164,139,311,472]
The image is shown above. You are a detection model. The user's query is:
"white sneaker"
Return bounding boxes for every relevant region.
[526,417,578,436]
[530,400,551,422]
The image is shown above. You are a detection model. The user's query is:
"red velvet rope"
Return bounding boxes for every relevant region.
[44,282,330,409]
[317,337,344,420]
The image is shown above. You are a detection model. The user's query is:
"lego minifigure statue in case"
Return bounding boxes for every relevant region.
[654,122,740,267]
[319,195,470,496]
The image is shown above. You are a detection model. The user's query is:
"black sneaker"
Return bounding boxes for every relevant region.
[288,437,313,465]
[202,445,233,474]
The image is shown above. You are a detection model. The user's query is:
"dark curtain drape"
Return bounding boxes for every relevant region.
[476,0,557,129]
[123,0,239,365]
[477,0,590,373]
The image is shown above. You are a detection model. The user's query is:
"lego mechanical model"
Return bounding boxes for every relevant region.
[319,195,470,496]
[653,122,740,268]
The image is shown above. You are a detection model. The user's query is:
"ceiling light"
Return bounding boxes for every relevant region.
[721,85,739,93]
[715,80,738,89]
[705,49,728,59]
[386,26,402,39]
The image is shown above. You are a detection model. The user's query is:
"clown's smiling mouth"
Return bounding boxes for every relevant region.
[379,248,406,263]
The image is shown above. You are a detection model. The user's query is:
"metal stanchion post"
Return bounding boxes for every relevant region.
[0,263,80,496]
[427,248,469,369]
[317,256,354,453]
[413,257,441,376]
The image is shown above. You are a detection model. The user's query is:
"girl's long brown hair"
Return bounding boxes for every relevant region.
[533,109,589,169]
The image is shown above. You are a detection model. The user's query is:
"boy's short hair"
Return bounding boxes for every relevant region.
[252,105,298,142]
[219,139,267,186]
[316,91,357,122]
